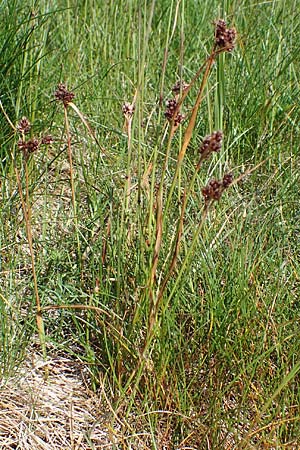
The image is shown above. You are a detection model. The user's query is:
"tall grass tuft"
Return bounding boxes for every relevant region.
[1,1,300,447]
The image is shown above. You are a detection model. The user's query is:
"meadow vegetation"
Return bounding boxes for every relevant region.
[1,0,300,448]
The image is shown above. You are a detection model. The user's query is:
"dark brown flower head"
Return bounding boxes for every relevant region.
[41,135,54,145]
[202,172,234,203]
[172,80,189,96]
[222,173,233,188]
[174,112,185,126]
[17,140,27,151]
[214,19,236,52]
[18,138,40,158]
[26,138,40,153]
[199,130,223,159]
[202,179,223,202]
[164,98,185,126]
[54,83,75,106]
[165,98,178,121]
[122,102,135,120]
[17,117,31,134]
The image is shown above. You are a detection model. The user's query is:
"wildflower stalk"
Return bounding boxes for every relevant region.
[123,128,175,394]
[14,150,47,372]
[0,100,17,131]
[122,97,136,212]
[124,204,214,407]
[164,47,216,218]
[164,18,237,213]
[156,143,214,302]
[67,101,103,151]
[164,159,267,308]
[54,84,83,269]
[148,128,174,295]
[147,136,229,355]
[10,116,55,373]
[164,201,211,303]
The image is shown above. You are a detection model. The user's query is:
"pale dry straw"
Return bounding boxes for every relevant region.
[0,349,112,449]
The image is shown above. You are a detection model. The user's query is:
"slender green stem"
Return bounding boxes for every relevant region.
[166,202,211,303]
[64,105,81,270]
[164,48,217,218]
[157,155,206,301]
[15,159,47,370]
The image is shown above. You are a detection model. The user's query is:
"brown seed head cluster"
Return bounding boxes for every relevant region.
[16,117,53,159]
[41,135,54,145]
[222,173,234,188]
[165,99,185,126]
[164,99,177,120]
[17,116,31,134]
[214,19,236,52]
[202,173,233,202]
[172,80,189,96]
[122,102,135,120]
[54,83,75,106]
[18,138,40,155]
[199,130,223,159]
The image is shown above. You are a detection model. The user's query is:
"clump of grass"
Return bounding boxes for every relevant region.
[12,23,240,439]
[11,14,238,407]
[1,2,299,447]
[123,19,238,395]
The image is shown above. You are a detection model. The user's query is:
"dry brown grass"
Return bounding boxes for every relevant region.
[0,347,113,449]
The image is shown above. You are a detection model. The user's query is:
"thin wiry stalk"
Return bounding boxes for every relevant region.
[68,101,104,152]
[122,199,213,409]
[14,160,47,372]
[63,105,81,269]
[144,46,218,356]
[147,127,174,324]
[141,35,234,378]
[122,93,137,212]
[166,201,211,304]
[164,46,217,217]
[158,0,176,107]
[163,161,267,307]
[157,153,207,302]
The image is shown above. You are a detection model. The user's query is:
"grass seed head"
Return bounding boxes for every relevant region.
[202,179,223,201]
[222,173,233,188]
[172,80,189,96]
[18,138,40,158]
[202,173,233,203]
[41,135,54,145]
[174,112,185,126]
[165,98,177,120]
[17,134,53,159]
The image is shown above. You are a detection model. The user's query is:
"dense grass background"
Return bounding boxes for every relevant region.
[1,0,300,448]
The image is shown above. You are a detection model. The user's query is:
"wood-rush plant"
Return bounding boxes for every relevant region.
[13,18,240,400]
[13,16,240,408]
[123,19,238,391]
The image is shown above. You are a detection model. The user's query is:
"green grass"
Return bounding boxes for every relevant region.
[1,0,300,448]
